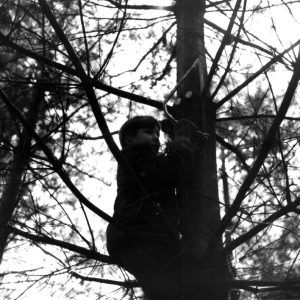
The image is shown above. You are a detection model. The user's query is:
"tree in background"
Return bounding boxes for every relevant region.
[0,0,300,299]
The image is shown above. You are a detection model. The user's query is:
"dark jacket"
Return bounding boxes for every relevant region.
[106,141,197,256]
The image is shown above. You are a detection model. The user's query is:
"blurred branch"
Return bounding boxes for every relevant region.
[71,271,138,288]
[105,0,232,11]
[217,114,300,122]
[232,278,300,292]
[130,21,176,73]
[216,134,250,172]
[105,0,174,11]
[68,130,119,140]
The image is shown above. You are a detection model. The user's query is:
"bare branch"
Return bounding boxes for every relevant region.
[216,39,300,109]
[224,197,300,253]
[9,226,116,264]
[0,88,114,224]
[201,0,242,99]
[216,134,250,172]
[218,47,300,234]
[71,271,138,288]
[217,114,300,122]
[0,32,165,110]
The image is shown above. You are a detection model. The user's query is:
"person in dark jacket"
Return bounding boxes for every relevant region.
[106,116,206,300]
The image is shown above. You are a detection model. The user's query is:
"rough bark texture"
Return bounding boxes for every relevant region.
[174,0,228,299]
[0,85,43,262]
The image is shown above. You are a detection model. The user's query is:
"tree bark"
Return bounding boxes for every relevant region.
[174,0,228,299]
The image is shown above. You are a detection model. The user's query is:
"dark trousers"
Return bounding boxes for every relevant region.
[115,241,229,300]
[116,241,184,300]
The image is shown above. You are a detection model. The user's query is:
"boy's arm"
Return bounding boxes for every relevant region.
[161,118,207,147]
[163,119,205,164]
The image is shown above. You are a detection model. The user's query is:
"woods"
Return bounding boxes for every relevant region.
[1,0,300,299]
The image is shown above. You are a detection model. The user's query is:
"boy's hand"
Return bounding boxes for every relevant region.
[174,119,197,141]
[175,119,208,144]
[161,118,209,143]
[160,118,175,139]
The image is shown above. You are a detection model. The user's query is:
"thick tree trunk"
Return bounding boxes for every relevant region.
[0,85,43,262]
[174,0,229,299]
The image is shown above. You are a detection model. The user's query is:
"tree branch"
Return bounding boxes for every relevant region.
[216,134,250,171]
[105,0,174,11]
[0,88,113,224]
[130,21,176,73]
[201,0,242,99]
[0,32,165,110]
[203,19,274,57]
[224,197,300,254]
[71,271,138,288]
[216,114,300,122]
[232,278,300,292]
[9,226,116,264]
[218,47,300,234]
[209,0,247,101]
[216,39,300,109]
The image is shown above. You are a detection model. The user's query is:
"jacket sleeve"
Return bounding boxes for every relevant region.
[127,142,197,193]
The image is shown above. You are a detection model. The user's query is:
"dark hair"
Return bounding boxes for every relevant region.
[119,116,160,148]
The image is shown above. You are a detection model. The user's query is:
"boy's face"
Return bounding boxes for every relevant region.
[129,126,160,152]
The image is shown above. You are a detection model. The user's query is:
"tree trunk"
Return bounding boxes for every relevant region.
[174,0,229,298]
[0,85,43,262]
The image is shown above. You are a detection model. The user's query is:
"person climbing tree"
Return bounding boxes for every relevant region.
[106,115,209,300]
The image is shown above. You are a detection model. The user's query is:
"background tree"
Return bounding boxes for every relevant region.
[1,0,300,299]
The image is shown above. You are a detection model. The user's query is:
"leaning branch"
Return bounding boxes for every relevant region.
[216,134,250,172]
[9,226,116,264]
[105,0,174,11]
[203,19,274,57]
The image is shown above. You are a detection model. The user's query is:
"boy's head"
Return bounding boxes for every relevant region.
[119,116,160,151]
